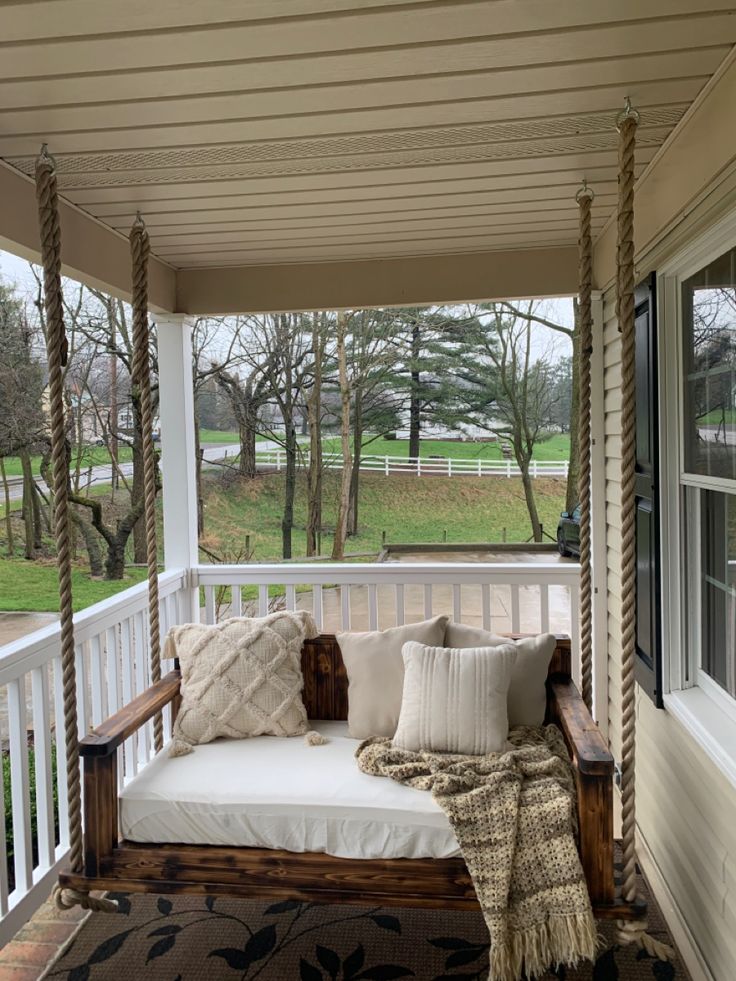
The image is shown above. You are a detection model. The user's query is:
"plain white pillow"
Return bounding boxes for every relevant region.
[336,616,449,738]
[393,641,517,756]
[443,623,556,727]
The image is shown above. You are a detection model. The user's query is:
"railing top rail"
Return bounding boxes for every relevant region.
[0,568,187,684]
[193,561,581,587]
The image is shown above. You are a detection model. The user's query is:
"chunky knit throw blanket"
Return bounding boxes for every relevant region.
[355,725,597,981]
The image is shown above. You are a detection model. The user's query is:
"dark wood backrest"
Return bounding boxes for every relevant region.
[301,633,572,721]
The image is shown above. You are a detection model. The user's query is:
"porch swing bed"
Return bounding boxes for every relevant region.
[61,634,643,921]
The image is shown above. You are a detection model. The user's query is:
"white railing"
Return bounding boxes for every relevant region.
[0,558,579,944]
[194,562,581,661]
[222,448,570,479]
[0,568,190,945]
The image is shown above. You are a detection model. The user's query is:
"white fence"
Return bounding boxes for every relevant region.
[0,569,190,944]
[225,448,569,478]
[0,559,579,943]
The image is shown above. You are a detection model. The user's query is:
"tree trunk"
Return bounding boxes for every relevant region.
[20,448,36,559]
[105,539,127,580]
[408,320,421,459]
[72,508,104,577]
[281,415,297,559]
[347,385,363,537]
[110,352,119,493]
[0,458,14,556]
[520,459,543,542]
[132,400,146,563]
[194,411,204,535]
[332,313,352,560]
[240,398,258,479]
[566,299,581,513]
[30,476,43,551]
[306,316,323,557]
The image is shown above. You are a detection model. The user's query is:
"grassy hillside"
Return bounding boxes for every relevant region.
[201,470,566,561]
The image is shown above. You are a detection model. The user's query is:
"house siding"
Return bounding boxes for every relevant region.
[602,285,736,980]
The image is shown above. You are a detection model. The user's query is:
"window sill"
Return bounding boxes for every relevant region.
[664,687,736,791]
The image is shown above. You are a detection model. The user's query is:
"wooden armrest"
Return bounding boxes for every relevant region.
[80,670,181,758]
[549,680,613,776]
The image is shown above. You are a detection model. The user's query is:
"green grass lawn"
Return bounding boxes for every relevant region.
[0,560,148,613]
[201,469,566,562]
[200,429,270,444]
[320,434,570,462]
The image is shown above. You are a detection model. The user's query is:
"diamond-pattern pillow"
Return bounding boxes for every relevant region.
[165,611,318,757]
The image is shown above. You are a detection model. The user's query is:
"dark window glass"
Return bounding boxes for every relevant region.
[682,247,736,480]
[701,489,736,696]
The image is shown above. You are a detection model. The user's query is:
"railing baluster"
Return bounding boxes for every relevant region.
[31,665,55,871]
[313,584,323,629]
[540,584,550,633]
[231,583,242,618]
[424,583,433,620]
[52,658,69,847]
[481,583,491,631]
[395,583,405,626]
[8,677,33,894]
[286,585,296,612]
[90,633,105,726]
[204,585,216,624]
[368,584,378,630]
[120,617,137,780]
[74,644,88,739]
[511,585,521,634]
[105,626,124,789]
[452,583,461,623]
[258,585,269,617]
[569,583,582,688]
[340,585,351,631]
[134,611,150,766]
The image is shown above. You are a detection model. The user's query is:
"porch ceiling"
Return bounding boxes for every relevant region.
[0,1,734,306]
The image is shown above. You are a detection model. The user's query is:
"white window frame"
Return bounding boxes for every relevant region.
[658,207,736,788]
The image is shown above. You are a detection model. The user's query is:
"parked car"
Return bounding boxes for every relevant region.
[557,505,581,557]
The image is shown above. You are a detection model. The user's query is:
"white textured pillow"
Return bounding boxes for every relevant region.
[393,641,517,755]
[336,616,448,738]
[165,610,318,757]
[443,622,556,727]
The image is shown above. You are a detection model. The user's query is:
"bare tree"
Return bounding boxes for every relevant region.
[306,312,327,556]
[332,312,352,560]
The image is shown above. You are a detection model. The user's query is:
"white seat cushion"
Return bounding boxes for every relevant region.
[119,721,460,860]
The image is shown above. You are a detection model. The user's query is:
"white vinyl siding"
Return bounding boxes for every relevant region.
[603,284,736,979]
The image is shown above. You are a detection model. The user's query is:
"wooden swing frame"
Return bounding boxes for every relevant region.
[61,633,644,922]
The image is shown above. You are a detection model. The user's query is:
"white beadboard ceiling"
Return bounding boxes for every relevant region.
[0,0,734,269]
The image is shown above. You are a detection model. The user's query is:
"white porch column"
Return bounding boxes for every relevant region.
[590,291,609,736]
[156,315,199,621]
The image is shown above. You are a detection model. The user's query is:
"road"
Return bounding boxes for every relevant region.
[3,442,242,503]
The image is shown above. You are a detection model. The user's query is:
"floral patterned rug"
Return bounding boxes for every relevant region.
[46,865,687,981]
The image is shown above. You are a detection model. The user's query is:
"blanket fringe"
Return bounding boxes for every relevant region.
[615,918,675,961]
[491,912,598,981]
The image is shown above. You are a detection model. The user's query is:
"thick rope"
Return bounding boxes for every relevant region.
[577,182,595,714]
[613,100,673,962]
[34,147,83,875]
[52,883,118,914]
[130,214,163,753]
[617,106,638,907]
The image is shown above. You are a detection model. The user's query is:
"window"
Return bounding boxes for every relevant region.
[681,246,736,700]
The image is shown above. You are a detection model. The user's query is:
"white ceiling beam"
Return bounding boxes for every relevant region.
[176,245,578,315]
[0,160,176,311]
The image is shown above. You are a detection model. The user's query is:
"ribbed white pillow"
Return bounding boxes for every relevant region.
[393,641,517,756]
